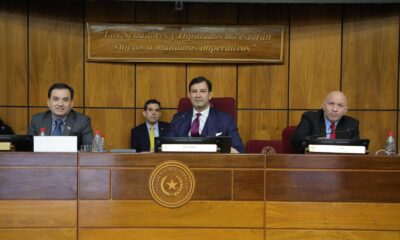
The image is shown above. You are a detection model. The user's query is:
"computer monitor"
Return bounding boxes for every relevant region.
[155,136,232,153]
[303,138,370,150]
[0,135,34,151]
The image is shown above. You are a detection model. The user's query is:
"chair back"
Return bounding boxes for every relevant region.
[282,126,297,153]
[177,97,236,119]
[246,140,283,154]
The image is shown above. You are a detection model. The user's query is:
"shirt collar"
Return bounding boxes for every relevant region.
[146,121,159,130]
[192,106,210,118]
[52,115,67,124]
[324,117,338,128]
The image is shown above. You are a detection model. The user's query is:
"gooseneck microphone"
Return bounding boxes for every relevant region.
[303,128,353,140]
[301,128,354,147]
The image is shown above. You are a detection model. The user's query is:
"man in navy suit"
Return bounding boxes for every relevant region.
[291,91,360,153]
[167,77,245,153]
[131,99,170,152]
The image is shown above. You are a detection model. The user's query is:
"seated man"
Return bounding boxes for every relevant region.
[167,76,245,153]
[0,118,14,135]
[28,83,94,148]
[291,90,360,153]
[131,99,170,152]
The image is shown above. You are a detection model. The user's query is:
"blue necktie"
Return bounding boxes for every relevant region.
[52,119,63,136]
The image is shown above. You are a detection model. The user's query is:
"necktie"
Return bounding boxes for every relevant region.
[52,119,63,136]
[330,122,336,139]
[190,113,201,137]
[149,126,155,152]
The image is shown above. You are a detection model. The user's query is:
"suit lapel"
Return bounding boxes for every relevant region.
[141,124,150,147]
[335,119,348,138]
[44,112,53,136]
[318,112,327,135]
[159,122,166,136]
[182,111,193,136]
[201,108,217,137]
[63,111,75,136]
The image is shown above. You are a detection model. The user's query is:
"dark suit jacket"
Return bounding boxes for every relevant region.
[0,118,14,135]
[28,110,94,147]
[130,121,170,152]
[291,109,360,153]
[166,108,245,153]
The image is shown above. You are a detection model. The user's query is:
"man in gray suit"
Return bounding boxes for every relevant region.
[28,83,94,148]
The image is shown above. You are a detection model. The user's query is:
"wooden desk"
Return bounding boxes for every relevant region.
[0,153,399,240]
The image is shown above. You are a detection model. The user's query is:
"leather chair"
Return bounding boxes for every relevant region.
[177,97,236,119]
[246,126,297,154]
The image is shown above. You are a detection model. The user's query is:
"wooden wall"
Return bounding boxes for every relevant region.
[0,0,399,153]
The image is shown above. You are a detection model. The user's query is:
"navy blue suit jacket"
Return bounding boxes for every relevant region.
[131,121,170,152]
[166,108,245,153]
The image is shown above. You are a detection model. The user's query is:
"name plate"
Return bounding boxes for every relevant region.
[161,144,218,152]
[0,142,11,151]
[87,24,284,63]
[34,136,78,152]
[308,144,366,154]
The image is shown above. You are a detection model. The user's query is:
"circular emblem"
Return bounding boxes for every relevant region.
[149,160,195,208]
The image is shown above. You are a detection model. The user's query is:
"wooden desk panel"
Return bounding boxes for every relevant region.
[265,155,400,202]
[79,152,265,168]
[0,152,399,240]
[0,168,77,199]
[79,200,264,228]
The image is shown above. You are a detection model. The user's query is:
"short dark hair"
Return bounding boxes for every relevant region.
[188,76,212,92]
[144,99,161,110]
[48,83,74,100]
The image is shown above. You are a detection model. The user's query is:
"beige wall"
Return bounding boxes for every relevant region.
[0,0,399,153]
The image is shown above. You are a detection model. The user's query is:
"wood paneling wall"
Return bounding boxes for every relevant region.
[0,0,399,153]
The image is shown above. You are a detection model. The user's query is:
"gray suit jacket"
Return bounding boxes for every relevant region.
[28,110,94,147]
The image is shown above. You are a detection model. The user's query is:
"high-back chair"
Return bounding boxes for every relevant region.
[246,126,297,154]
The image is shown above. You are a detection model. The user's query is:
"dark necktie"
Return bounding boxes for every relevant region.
[330,122,336,139]
[52,119,63,136]
[190,113,201,137]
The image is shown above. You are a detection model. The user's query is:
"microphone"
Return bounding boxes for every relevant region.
[167,114,188,137]
[303,128,353,140]
[301,128,354,147]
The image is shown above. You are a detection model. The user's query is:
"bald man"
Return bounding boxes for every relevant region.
[291,91,360,153]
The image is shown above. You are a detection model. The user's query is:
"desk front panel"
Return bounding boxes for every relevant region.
[78,153,265,240]
[0,152,77,240]
[1,153,399,240]
[264,154,400,240]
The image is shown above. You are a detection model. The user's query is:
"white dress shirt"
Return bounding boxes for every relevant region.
[189,106,210,136]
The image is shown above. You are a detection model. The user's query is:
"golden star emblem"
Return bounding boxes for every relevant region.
[166,179,178,190]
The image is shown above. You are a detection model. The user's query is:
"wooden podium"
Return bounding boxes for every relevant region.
[0,152,399,240]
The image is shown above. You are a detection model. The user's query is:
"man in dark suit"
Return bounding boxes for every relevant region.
[291,91,360,153]
[167,77,245,153]
[0,118,14,135]
[28,83,94,148]
[131,99,170,152]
